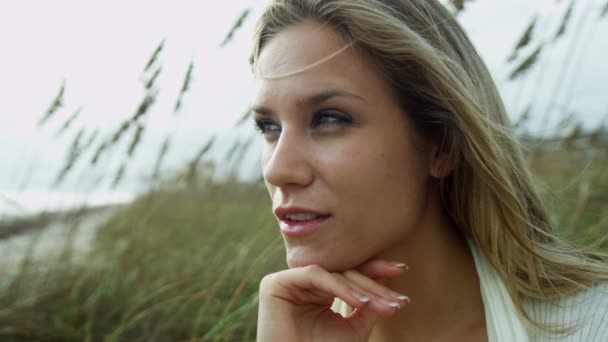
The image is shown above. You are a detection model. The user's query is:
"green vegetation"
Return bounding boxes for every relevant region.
[528,146,608,249]
[0,145,606,341]
[0,183,284,341]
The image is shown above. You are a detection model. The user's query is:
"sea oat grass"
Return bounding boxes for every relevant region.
[0,182,282,340]
[0,145,606,340]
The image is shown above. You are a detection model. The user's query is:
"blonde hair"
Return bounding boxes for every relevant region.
[249,0,608,333]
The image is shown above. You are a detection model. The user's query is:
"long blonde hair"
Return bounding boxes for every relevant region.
[249,0,608,332]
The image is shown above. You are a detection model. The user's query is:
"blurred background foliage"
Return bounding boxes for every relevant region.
[0,0,607,340]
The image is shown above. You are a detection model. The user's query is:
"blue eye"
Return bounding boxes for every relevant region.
[254,119,281,137]
[311,110,352,128]
[253,110,352,140]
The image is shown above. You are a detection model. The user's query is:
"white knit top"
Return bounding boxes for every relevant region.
[469,239,608,341]
[524,281,608,341]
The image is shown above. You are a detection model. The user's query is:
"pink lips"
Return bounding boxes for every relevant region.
[274,206,332,237]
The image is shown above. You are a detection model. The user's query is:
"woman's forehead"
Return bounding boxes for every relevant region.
[253,22,383,107]
[255,20,357,79]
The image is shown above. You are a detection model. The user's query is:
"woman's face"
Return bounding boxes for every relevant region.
[252,20,437,271]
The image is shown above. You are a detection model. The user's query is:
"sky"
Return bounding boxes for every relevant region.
[0,0,607,213]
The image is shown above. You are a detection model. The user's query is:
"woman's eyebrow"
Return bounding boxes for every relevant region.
[251,89,367,116]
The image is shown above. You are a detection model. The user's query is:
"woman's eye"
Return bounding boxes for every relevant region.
[254,119,281,137]
[253,110,351,140]
[311,110,352,128]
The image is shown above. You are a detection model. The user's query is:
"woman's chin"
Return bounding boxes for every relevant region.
[286,249,330,269]
[285,248,355,272]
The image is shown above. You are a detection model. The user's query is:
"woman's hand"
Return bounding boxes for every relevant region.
[256,260,410,342]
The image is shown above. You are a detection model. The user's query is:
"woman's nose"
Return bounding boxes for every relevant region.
[262,131,314,189]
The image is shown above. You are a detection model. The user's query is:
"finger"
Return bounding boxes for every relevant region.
[356,259,408,280]
[333,273,404,317]
[343,269,411,308]
[267,265,372,310]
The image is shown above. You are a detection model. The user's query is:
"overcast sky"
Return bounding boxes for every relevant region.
[0,0,607,202]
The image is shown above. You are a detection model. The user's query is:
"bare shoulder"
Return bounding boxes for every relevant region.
[524,281,608,342]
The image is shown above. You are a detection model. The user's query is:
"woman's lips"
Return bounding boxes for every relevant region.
[279,215,331,237]
[274,206,332,237]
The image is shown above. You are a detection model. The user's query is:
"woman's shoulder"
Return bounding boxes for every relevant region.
[524,281,608,341]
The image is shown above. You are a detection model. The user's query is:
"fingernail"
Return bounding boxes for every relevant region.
[379,298,401,309]
[352,291,370,303]
[392,262,409,270]
[393,294,411,303]
[388,290,412,303]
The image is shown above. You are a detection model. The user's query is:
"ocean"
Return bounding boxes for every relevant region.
[0,189,134,219]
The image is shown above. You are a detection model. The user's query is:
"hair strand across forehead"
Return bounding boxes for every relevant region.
[253,40,355,80]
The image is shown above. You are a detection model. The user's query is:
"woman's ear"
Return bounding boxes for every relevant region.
[429,147,455,178]
[428,130,456,178]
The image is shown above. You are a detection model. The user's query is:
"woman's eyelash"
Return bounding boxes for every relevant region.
[253,119,280,135]
[311,110,352,128]
[253,110,353,136]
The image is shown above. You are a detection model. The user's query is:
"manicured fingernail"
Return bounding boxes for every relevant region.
[352,291,370,303]
[394,294,411,303]
[392,262,409,270]
[388,290,410,302]
[379,298,401,309]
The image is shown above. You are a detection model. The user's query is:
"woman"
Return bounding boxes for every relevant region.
[248,0,608,341]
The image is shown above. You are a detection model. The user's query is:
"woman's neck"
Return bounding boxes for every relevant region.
[369,190,487,341]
